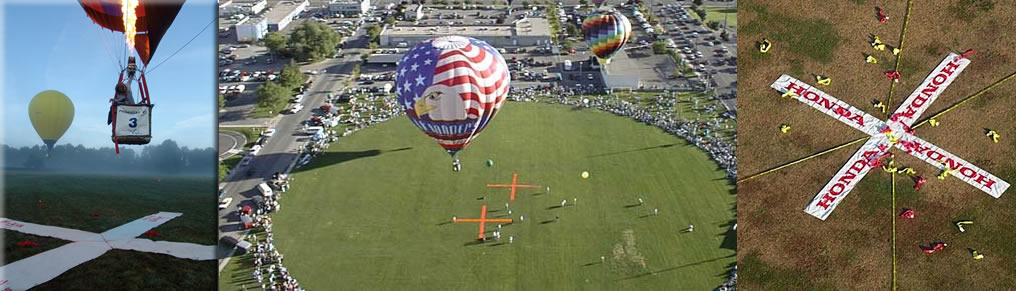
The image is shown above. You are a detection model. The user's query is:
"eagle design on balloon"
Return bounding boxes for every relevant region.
[397,36,511,158]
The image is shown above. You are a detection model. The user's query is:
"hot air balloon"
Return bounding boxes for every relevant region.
[397,36,511,166]
[29,90,75,153]
[582,10,632,64]
[591,0,606,8]
[80,0,185,153]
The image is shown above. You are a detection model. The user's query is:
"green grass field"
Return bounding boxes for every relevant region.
[687,7,738,30]
[219,102,736,290]
[3,172,216,290]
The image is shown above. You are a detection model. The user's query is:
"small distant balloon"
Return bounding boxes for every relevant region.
[28,90,75,152]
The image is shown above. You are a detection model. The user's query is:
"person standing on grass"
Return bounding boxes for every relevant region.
[688,224,694,232]
[561,199,567,207]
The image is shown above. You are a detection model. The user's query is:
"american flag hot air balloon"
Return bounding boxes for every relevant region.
[397,36,511,158]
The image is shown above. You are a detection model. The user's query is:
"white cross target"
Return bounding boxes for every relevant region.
[0,212,216,290]
[770,53,1010,220]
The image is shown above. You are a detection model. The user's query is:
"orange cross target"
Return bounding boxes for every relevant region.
[486,173,541,201]
[455,205,512,239]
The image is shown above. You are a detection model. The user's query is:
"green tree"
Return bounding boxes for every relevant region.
[652,40,668,55]
[566,23,581,37]
[385,16,396,26]
[279,61,305,89]
[256,81,289,112]
[368,42,379,51]
[562,39,575,51]
[693,0,703,7]
[367,25,383,43]
[577,0,586,6]
[263,32,288,56]
[708,21,721,30]
[695,8,707,20]
[720,30,729,41]
[522,0,531,7]
[219,94,226,107]
[287,22,341,62]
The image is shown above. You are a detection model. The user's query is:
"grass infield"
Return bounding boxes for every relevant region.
[219,102,736,290]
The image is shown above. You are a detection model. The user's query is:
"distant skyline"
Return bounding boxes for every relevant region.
[3,1,216,149]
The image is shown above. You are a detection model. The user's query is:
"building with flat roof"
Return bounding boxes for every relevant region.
[598,50,643,90]
[236,17,269,42]
[379,18,551,47]
[220,0,267,16]
[329,0,370,16]
[265,0,309,32]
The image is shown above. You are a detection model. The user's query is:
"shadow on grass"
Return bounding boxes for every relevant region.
[463,239,486,246]
[546,205,563,210]
[624,204,642,208]
[540,220,556,224]
[435,221,452,226]
[290,147,413,173]
[587,143,681,158]
[619,254,736,280]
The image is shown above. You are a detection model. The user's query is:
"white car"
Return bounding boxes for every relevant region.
[219,197,233,210]
[262,128,277,137]
[249,145,262,156]
[288,104,305,114]
[291,94,304,103]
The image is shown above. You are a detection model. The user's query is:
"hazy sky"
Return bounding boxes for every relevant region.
[3,1,216,149]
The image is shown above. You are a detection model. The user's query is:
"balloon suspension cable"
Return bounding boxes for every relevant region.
[111,72,125,154]
[139,73,151,104]
[145,19,216,75]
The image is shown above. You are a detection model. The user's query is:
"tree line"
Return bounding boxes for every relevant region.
[4,139,215,176]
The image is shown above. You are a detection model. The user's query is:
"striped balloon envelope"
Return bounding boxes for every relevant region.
[396,36,511,158]
[582,10,632,64]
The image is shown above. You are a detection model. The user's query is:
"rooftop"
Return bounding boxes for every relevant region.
[265,1,307,23]
[601,50,650,77]
[384,26,515,37]
[513,18,550,37]
[382,18,551,37]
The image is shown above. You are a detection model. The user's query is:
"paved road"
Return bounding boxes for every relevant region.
[218,130,246,159]
[216,20,370,270]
